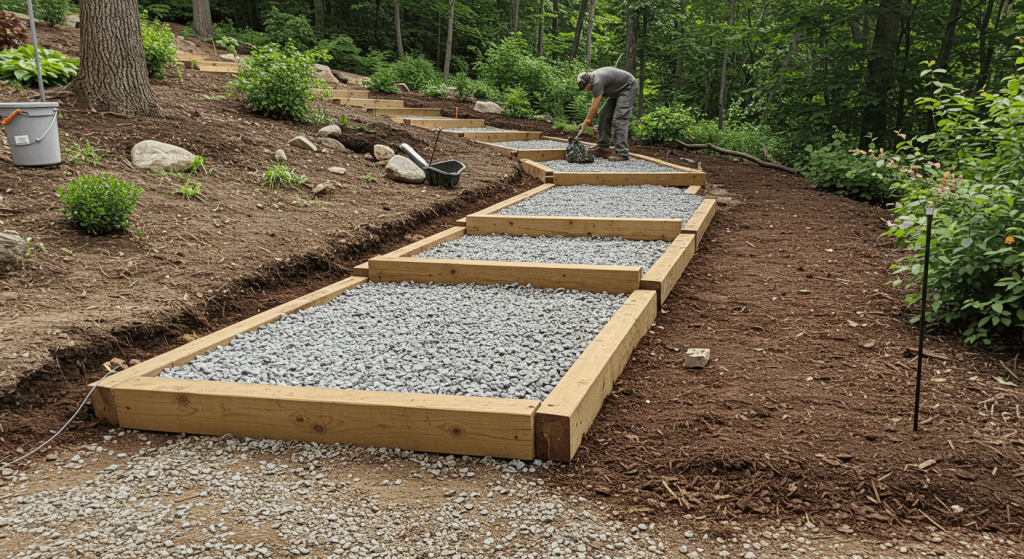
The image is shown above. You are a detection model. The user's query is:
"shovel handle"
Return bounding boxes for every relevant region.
[1,109,20,126]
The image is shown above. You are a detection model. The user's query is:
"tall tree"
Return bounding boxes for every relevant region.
[718,1,737,130]
[443,0,455,80]
[192,0,213,40]
[624,5,637,75]
[394,0,404,58]
[538,0,545,56]
[75,0,160,117]
[859,0,901,148]
[511,0,520,32]
[585,0,594,65]
[570,0,587,61]
[936,0,962,72]
[552,0,559,34]
[314,0,325,30]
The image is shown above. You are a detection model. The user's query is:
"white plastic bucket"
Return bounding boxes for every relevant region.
[0,102,61,166]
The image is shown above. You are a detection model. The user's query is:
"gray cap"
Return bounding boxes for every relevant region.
[576,72,592,89]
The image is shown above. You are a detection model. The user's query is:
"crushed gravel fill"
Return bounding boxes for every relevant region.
[493,140,568,150]
[160,282,626,400]
[445,126,508,132]
[415,234,671,274]
[497,184,705,221]
[541,157,680,173]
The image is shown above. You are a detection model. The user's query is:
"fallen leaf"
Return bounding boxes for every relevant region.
[862,340,876,349]
[994,376,1017,387]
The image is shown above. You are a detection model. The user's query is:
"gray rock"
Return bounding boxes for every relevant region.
[310,182,337,196]
[321,138,347,152]
[373,145,394,161]
[0,233,27,266]
[274,149,287,162]
[684,348,710,369]
[318,125,342,138]
[395,83,411,93]
[328,167,347,176]
[447,87,458,100]
[288,136,317,152]
[130,140,196,171]
[314,64,340,85]
[474,101,504,114]
[219,53,236,62]
[385,155,426,184]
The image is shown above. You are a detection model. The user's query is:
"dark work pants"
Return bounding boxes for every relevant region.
[595,81,639,156]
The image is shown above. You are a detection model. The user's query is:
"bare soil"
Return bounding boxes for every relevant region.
[3,23,1024,539]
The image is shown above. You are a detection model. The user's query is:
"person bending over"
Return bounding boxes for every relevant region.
[576,68,639,161]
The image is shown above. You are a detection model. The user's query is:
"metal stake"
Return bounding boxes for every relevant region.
[913,202,935,431]
[26,0,46,102]
[429,129,442,165]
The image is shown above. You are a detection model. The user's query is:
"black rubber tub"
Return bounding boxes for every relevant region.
[425,160,465,188]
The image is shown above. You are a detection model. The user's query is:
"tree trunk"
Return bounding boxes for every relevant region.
[511,0,519,32]
[538,0,545,56]
[394,0,404,58]
[859,0,900,149]
[978,0,1008,90]
[936,0,962,71]
[624,6,637,75]
[765,31,800,110]
[192,0,213,40]
[75,0,160,117]
[443,0,454,81]
[585,0,594,65]
[673,20,684,90]
[570,0,587,61]
[552,0,559,34]
[314,0,325,30]
[718,1,736,130]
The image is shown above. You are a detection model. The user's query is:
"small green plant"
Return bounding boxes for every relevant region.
[198,94,220,101]
[215,36,239,55]
[63,140,110,166]
[365,63,400,93]
[140,11,177,79]
[35,0,69,27]
[229,42,331,122]
[362,172,376,183]
[262,163,308,190]
[0,45,78,87]
[187,155,209,174]
[310,107,330,125]
[500,88,533,119]
[60,247,74,256]
[56,174,142,236]
[797,130,900,204]
[337,114,351,126]
[357,125,374,133]
[292,199,328,208]
[209,84,218,89]
[168,175,205,201]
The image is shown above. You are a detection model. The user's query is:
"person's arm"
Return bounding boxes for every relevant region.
[579,95,602,136]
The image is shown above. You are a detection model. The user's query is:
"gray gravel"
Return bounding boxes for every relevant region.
[493,140,568,150]
[498,184,705,221]
[160,282,626,400]
[445,126,507,133]
[415,233,670,274]
[542,157,680,173]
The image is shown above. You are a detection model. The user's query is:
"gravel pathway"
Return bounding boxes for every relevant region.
[416,234,671,274]
[445,127,508,133]
[493,140,568,150]
[160,282,626,400]
[498,185,705,221]
[542,158,680,173]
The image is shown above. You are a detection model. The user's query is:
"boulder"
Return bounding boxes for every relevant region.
[330,70,349,84]
[321,138,347,152]
[274,149,287,162]
[235,42,254,55]
[447,87,458,100]
[130,140,196,171]
[684,348,711,369]
[219,53,236,62]
[314,64,340,85]
[466,96,478,104]
[328,167,347,176]
[474,100,504,114]
[385,156,426,184]
[318,125,342,138]
[0,233,27,267]
[288,136,317,152]
[395,83,411,93]
[373,145,395,161]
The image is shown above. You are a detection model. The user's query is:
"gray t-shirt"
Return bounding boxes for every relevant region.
[590,67,637,99]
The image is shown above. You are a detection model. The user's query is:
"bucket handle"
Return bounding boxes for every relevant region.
[0,109,20,126]
[33,111,58,144]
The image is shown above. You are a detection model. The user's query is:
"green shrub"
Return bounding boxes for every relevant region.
[318,35,365,73]
[229,43,330,122]
[500,88,533,118]
[421,83,449,99]
[213,20,271,47]
[796,130,900,204]
[365,64,399,93]
[475,34,551,94]
[885,57,1024,344]
[35,0,69,27]
[263,7,316,49]
[631,106,698,144]
[262,163,307,189]
[449,72,499,100]
[0,45,77,87]
[57,174,142,236]
[390,55,441,91]
[0,0,26,12]
[140,12,176,79]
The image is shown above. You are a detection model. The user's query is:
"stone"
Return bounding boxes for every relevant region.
[130,140,196,171]
[321,138,347,152]
[328,167,347,176]
[447,87,458,100]
[385,156,426,184]
[466,95,478,104]
[474,101,504,114]
[219,53,236,62]
[0,233,27,266]
[330,70,349,84]
[374,145,395,161]
[318,125,342,138]
[684,348,711,369]
[288,136,317,152]
[314,64,340,85]
[364,153,375,160]
[395,83,411,93]
[311,182,338,196]
[274,149,287,162]
[45,453,57,461]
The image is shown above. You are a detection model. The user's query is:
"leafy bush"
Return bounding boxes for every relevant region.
[390,55,441,91]
[475,34,551,95]
[263,7,316,49]
[229,43,330,122]
[140,12,176,79]
[213,20,271,48]
[421,83,449,99]
[318,35,365,74]
[35,0,69,27]
[500,88,533,118]
[0,0,26,12]
[631,106,698,144]
[56,174,142,235]
[796,130,900,204]
[0,45,78,87]
[365,63,399,93]
[449,72,499,100]
[885,58,1024,344]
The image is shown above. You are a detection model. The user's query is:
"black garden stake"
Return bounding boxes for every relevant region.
[913,202,935,431]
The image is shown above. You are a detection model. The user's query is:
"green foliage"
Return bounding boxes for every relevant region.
[475,34,550,95]
[262,163,307,190]
[215,36,239,55]
[56,174,142,236]
[337,114,351,126]
[140,12,177,79]
[187,155,209,174]
[63,140,110,166]
[796,131,900,204]
[213,20,270,48]
[0,0,26,12]
[35,0,69,27]
[229,43,330,122]
[167,174,205,201]
[500,88,533,118]
[366,55,441,93]
[631,106,698,144]
[0,45,77,87]
[449,72,499,100]
[317,35,366,74]
[263,7,316,49]
[365,63,399,93]
[885,58,1024,344]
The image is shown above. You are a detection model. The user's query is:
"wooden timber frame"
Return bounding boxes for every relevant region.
[442,131,543,142]
[183,60,238,73]
[334,99,404,108]
[398,118,486,129]
[313,89,371,99]
[367,107,442,117]
[474,141,567,162]
[521,158,706,187]
[90,275,655,462]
